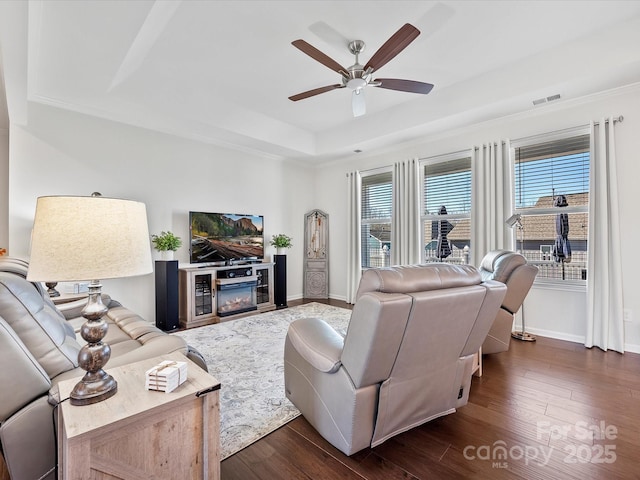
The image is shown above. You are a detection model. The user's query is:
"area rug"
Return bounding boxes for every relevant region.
[172,302,351,459]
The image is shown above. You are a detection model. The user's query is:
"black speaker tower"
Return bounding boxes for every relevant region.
[155,260,179,331]
[274,254,288,308]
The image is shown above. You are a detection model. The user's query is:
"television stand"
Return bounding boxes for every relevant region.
[178,262,275,329]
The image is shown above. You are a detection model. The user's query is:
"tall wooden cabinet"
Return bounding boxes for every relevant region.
[303,210,329,299]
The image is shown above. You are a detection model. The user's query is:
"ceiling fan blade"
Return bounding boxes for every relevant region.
[291,39,349,76]
[352,90,366,117]
[289,84,344,102]
[364,23,420,73]
[374,78,434,94]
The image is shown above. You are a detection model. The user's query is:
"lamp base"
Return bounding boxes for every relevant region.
[511,331,537,342]
[45,281,60,297]
[71,280,117,406]
[70,370,118,406]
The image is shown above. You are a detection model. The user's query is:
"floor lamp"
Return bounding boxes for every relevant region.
[27,194,153,405]
[505,213,536,342]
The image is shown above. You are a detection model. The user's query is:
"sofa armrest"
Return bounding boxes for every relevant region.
[286,318,344,373]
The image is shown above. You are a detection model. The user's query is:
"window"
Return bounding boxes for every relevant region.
[512,129,590,282]
[421,154,472,264]
[361,169,393,268]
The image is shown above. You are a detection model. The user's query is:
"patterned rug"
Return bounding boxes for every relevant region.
[172,302,351,459]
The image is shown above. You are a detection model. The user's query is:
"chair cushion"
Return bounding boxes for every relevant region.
[0,316,52,421]
[0,257,61,315]
[0,272,80,379]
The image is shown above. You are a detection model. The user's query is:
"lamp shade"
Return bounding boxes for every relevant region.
[27,196,153,282]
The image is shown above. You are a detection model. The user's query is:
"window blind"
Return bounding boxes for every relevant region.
[515,134,590,209]
[361,171,392,220]
[360,171,392,268]
[423,157,471,216]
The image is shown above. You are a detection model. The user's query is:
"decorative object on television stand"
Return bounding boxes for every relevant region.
[27,193,153,405]
[505,213,536,342]
[303,210,329,299]
[270,234,292,308]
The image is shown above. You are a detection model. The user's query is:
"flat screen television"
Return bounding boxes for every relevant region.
[189,212,264,264]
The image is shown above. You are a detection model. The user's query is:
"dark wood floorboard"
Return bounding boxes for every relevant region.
[221,298,640,479]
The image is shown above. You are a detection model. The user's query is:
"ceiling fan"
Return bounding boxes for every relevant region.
[288,23,434,117]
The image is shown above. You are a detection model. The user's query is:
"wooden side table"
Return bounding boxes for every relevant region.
[56,352,221,479]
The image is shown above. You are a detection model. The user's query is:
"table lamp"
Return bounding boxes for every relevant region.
[27,194,153,405]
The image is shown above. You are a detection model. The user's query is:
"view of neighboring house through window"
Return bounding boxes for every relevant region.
[421,154,472,264]
[361,169,393,268]
[512,128,590,281]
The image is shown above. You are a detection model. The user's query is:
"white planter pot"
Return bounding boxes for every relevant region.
[160,250,174,261]
[276,247,287,255]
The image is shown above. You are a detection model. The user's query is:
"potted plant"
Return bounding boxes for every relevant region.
[270,234,292,255]
[151,231,182,260]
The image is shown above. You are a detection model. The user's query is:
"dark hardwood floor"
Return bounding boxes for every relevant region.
[221,299,640,480]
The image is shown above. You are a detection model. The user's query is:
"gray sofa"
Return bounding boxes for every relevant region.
[284,263,506,455]
[0,257,207,480]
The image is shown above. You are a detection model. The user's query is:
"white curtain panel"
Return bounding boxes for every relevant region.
[586,118,624,352]
[471,140,513,266]
[392,159,421,265]
[346,171,362,304]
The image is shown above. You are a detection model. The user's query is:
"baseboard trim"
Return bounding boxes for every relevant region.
[514,324,640,354]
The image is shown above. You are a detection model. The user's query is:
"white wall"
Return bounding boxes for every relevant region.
[7,85,640,351]
[8,103,315,320]
[314,83,640,352]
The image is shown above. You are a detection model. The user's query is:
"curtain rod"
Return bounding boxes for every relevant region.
[473,141,507,151]
[594,115,624,125]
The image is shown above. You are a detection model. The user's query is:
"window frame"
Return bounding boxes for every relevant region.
[510,126,590,286]
[360,166,393,269]
[420,151,472,264]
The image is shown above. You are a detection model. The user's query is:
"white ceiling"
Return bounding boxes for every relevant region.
[3,0,640,163]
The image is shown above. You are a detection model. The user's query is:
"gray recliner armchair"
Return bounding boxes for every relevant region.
[478,250,538,354]
[284,263,506,455]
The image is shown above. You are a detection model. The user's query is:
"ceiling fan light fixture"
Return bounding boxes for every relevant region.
[347,77,367,90]
[352,89,366,117]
